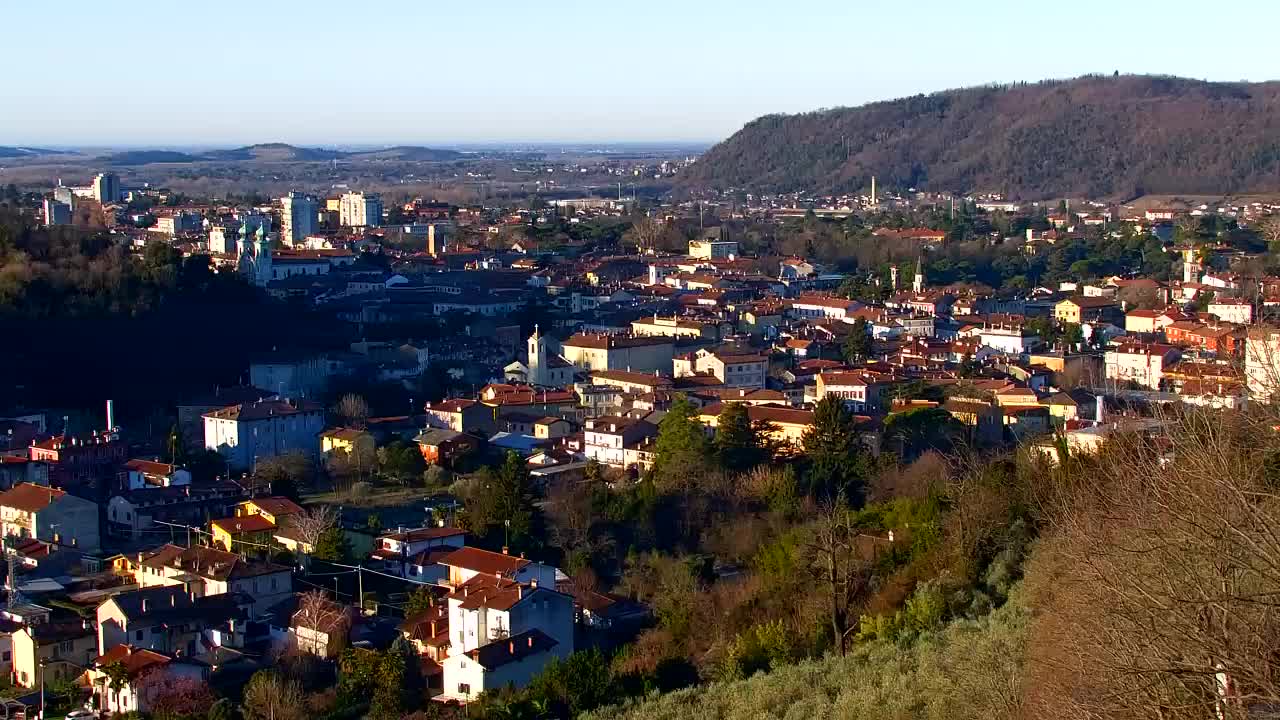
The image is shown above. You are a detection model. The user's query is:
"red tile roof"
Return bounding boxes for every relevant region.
[0,483,66,512]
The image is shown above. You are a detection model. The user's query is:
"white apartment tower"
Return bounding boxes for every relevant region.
[339,192,383,228]
[280,192,318,246]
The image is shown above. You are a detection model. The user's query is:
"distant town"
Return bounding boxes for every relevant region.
[2,157,1280,719]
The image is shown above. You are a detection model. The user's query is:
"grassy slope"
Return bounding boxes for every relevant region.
[583,594,1027,720]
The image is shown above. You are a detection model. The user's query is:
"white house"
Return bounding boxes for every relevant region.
[122,460,192,490]
[1208,299,1253,326]
[1104,343,1181,390]
[368,527,466,580]
[788,295,864,321]
[202,398,325,471]
[977,325,1040,354]
[583,417,657,469]
[439,573,574,702]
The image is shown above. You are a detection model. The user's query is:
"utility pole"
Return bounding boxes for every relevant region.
[357,564,364,614]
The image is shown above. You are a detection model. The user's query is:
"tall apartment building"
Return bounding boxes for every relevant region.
[1246,327,1280,403]
[93,172,120,204]
[280,192,318,246]
[339,192,383,228]
[43,197,71,226]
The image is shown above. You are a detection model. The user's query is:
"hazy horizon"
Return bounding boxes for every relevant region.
[4,0,1280,146]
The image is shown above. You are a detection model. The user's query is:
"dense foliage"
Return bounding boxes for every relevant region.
[0,209,337,415]
[679,75,1280,198]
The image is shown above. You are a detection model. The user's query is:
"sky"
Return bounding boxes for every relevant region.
[4,0,1280,147]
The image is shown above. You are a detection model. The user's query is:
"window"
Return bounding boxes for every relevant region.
[135,630,144,640]
[458,683,470,695]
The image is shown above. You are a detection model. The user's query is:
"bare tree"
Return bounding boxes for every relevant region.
[242,670,305,720]
[802,500,874,656]
[333,393,370,429]
[290,590,352,657]
[1025,409,1280,720]
[1258,214,1280,248]
[626,217,664,253]
[286,505,338,552]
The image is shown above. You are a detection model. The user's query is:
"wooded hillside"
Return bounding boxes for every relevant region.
[678,75,1280,199]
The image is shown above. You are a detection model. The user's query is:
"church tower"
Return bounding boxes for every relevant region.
[527,325,548,386]
[912,257,924,294]
[1182,247,1199,284]
[255,224,272,286]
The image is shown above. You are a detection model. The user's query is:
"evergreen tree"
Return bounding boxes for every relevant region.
[802,396,868,504]
[714,402,763,472]
[842,318,873,363]
[313,526,352,562]
[651,395,711,487]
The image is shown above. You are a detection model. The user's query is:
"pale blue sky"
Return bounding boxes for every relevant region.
[4,0,1279,146]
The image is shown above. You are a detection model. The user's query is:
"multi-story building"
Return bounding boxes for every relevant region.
[280,192,318,246]
[814,371,900,413]
[697,403,815,449]
[787,295,864,321]
[1207,299,1253,326]
[1104,343,1181,390]
[630,316,714,339]
[583,416,658,468]
[93,172,120,204]
[1246,327,1280,403]
[202,399,324,471]
[439,570,574,702]
[560,334,675,374]
[132,543,293,617]
[368,527,467,579]
[695,350,768,389]
[42,197,71,226]
[688,239,738,259]
[339,192,383,228]
[0,483,100,551]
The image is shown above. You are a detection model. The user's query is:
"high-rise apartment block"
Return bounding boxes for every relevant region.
[280,192,318,246]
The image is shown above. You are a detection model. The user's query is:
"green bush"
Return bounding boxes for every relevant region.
[583,589,1028,720]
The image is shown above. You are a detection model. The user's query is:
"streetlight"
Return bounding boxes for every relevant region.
[38,658,46,720]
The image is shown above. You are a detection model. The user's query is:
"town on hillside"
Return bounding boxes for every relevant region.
[4,167,1280,719]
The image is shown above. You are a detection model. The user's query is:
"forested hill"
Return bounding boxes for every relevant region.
[678,75,1280,199]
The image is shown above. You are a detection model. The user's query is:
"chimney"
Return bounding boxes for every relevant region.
[142,598,148,612]
[508,641,514,654]
[170,594,176,607]
[430,621,437,637]
[530,579,538,589]
[106,399,115,430]
[501,546,509,555]
[527,635,534,648]
[517,586,523,600]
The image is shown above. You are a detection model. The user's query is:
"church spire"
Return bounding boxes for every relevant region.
[912,256,924,294]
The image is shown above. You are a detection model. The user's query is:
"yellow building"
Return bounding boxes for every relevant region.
[320,428,375,457]
[1054,296,1118,324]
[630,316,713,339]
[211,496,304,552]
[210,514,277,552]
[12,623,97,689]
[697,403,814,449]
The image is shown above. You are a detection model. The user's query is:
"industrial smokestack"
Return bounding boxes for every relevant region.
[106,399,115,431]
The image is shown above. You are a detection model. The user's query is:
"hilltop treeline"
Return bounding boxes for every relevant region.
[678,75,1280,198]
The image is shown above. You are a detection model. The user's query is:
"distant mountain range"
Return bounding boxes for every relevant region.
[677,75,1280,199]
[99,143,464,165]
